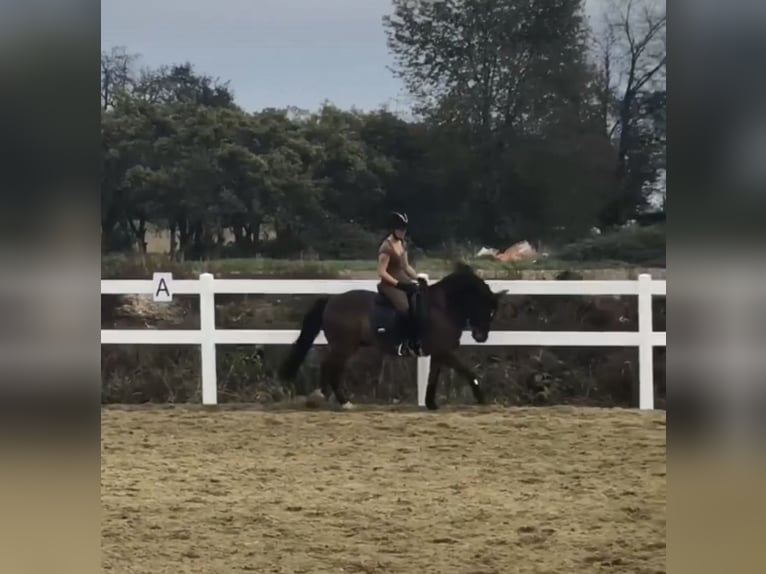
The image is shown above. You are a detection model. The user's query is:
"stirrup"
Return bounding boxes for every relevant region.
[395,342,419,357]
[408,340,425,357]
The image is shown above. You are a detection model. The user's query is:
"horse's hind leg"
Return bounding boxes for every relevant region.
[320,348,352,408]
[317,359,333,401]
[308,352,337,403]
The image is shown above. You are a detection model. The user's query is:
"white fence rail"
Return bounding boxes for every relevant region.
[101,273,666,409]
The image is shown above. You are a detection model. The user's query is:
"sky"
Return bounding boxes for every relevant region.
[101,0,606,113]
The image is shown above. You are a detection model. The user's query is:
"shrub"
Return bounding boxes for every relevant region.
[557,225,665,266]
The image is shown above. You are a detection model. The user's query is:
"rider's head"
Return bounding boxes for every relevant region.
[389,211,408,239]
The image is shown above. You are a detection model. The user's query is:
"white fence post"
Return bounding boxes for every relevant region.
[417,356,430,407]
[637,273,654,410]
[199,273,218,405]
[416,273,430,407]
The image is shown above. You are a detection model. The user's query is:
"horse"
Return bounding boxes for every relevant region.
[278,262,507,410]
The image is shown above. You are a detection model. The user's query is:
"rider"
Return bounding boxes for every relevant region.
[377,211,424,356]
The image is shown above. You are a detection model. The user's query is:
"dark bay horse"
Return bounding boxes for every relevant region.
[278,263,506,410]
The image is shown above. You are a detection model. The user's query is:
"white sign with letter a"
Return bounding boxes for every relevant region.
[152,272,173,302]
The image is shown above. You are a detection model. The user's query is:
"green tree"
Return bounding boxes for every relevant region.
[384,0,593,133]
[133,63,236,109]
[101,95,158,252]
[384,0,612,244]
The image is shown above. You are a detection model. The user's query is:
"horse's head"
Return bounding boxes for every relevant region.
[441,263,507,342]
[465,283,507,343]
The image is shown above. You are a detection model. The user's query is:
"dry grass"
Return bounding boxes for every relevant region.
[102,252,666,281]
[102,405,666,574]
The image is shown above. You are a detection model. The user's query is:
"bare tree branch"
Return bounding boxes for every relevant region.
[634,54,667,92]
[590,0,666,223]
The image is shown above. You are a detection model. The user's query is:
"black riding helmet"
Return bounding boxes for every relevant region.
[389,211,409,231]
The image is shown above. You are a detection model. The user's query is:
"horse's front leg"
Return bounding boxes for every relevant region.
[425,359,442,411]
[439,351,486,405]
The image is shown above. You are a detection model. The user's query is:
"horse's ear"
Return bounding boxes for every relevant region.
[453,261,474,275]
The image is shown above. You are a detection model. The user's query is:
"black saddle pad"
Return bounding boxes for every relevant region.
[374,290,421,310]
[374,293,391,307]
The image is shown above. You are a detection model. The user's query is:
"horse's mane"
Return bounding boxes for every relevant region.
[433,261,492,300]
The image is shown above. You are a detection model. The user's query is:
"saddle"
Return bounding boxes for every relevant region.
[371,284,428,355]
[372,290,418,325]
[373,290,418,310]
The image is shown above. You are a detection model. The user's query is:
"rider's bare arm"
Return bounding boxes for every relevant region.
[403,251,418,280]
[377,252,399,286]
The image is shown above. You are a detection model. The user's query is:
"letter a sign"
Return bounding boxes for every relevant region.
[152,272,173,302]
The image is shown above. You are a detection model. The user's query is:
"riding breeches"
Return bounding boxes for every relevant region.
[377,283,409,315]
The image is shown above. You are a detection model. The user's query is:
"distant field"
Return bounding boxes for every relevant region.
[128,221,665,280]
[102,254,665,280]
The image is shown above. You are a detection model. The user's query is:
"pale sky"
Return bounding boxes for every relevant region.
[101,0,606,113]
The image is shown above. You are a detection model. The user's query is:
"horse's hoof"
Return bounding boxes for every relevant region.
[425,401,439,411]
[340,401,354,410]
[309,388,325,400]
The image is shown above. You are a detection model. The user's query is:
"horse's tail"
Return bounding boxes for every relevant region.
[278,297,329,381]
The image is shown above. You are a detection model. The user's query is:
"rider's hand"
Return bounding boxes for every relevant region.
[396,280,418,295]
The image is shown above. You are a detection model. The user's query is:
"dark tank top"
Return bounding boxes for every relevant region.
[378,237,410,283]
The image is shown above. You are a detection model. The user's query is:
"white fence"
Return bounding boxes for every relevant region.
[101,273,666,410]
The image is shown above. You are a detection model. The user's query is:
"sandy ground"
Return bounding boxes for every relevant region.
[102,405,666,574]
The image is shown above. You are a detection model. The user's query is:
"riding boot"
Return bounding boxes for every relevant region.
[407,307,423,356]
[395,312,410,356]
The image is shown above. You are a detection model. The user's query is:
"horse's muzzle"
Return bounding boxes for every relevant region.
[472,329,488,343]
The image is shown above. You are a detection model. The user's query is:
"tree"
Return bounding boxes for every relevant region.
[101,46,139,111]
[384,0,594,134]
[304,105,393,226]
[102,32,652,260]
[592,0,666,226]
[133,63,236,109]
[383,0,613,244]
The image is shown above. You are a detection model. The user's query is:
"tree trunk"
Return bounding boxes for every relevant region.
[127,218,147,254]
[177,220,190,262]
[169,222,177,257]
